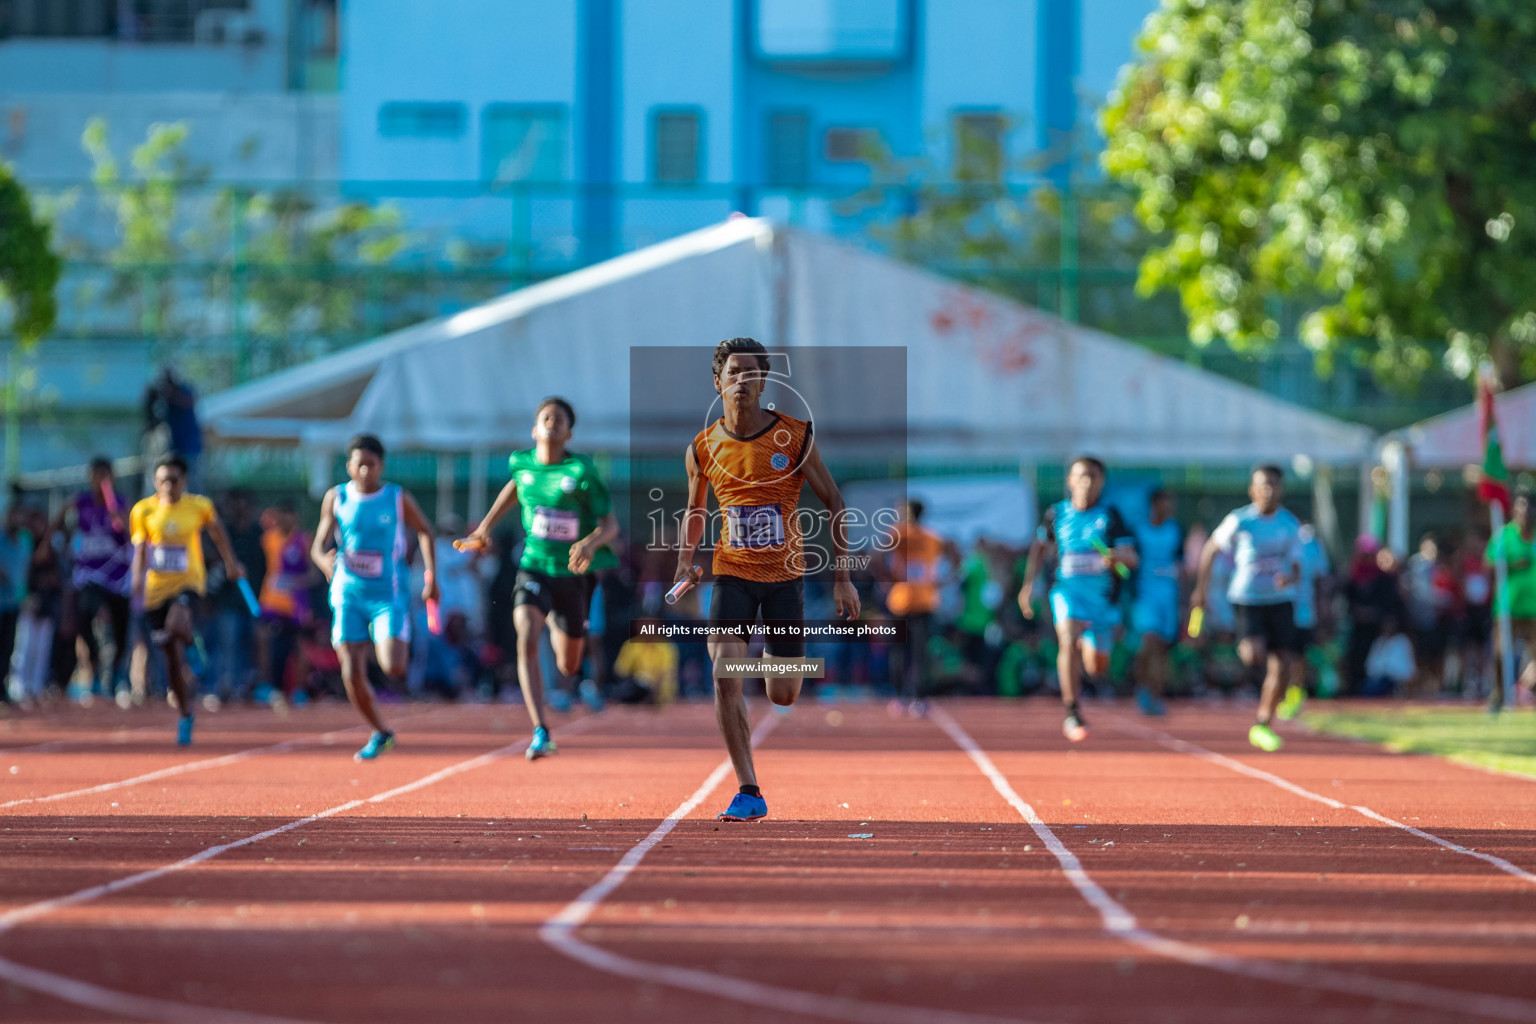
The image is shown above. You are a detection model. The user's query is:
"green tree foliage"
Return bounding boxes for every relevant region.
[82,118,412,382]
[0,163,61,346]
[1103,0,1536,387]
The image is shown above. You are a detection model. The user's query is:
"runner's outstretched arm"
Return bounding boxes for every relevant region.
[461,478,519,551]
[675,443,709,584]
[309,487,338,581]
[401,491,440,603]
[204,514,246,581]
[801,444,860,620]
[1019,538,1050,619]
[1190,535,1221,610]
[570,513,619,574]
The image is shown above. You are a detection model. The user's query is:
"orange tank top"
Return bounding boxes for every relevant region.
[693,412,813,583]
[887,523,943,616]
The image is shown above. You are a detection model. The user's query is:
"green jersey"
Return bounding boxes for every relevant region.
[509,449,617,577]
[1487,524,1536,619]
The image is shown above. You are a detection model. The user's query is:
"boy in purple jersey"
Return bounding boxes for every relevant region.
[54,457,132,696]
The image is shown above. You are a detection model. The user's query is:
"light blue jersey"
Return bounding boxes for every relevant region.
[1133,518,1184,641]
[1211,504,1304,607]
[1292,525,1330,630]
[1041,499,1134,648]
[329,482,411,646]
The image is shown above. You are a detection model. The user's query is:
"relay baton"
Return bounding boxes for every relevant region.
[1187,606,1204,639]
[1090,538,1132,579]
[666,565,703,605]
[236,577,261,618]
[426,598,443,635]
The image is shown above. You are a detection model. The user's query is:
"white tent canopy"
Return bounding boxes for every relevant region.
[1390,382,1536,469]
[1375,381,1531,555]
[204,217,1374,488]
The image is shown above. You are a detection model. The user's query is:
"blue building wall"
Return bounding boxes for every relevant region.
[338,0,1159,250]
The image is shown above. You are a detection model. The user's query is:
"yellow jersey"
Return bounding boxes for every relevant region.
[130,494,216,609]
[692,412,812,583]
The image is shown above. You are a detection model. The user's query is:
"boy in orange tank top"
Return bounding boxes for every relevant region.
[676,338,860,821]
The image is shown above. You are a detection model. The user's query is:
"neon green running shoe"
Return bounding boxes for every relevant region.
[1276,685,1306,721]
[1248,722,1283,752]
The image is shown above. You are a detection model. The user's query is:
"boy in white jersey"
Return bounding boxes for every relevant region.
[1191,464,1304,751]
[311,434,440,761]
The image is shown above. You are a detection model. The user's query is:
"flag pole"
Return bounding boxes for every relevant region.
[1490,499,1516,712]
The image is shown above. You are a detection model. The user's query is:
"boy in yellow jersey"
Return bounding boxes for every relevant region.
[130,454,246,746]
[676,337,860,821]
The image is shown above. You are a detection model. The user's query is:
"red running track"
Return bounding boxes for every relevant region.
[0,698,1533,1024]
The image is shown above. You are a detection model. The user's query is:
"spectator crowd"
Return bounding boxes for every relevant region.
[1,468,1530,713]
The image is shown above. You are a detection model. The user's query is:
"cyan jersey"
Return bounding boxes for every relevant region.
[1133,518,1184,605]
[1292,525,1330,629]
[331,482,408,601]
[1041,500,1134,603]
[1211,504,1304,607]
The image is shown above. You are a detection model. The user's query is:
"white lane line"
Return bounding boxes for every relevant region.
[1106,715,1536,886]
[541,712,1044,1024]
[0,711,599,1024]
[929,705,1536,1024]
[0,706,451,809]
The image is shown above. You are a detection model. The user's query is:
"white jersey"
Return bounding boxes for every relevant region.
[1211,504,1304,607]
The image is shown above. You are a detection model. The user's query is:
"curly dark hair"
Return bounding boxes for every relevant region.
[712,337,771,380]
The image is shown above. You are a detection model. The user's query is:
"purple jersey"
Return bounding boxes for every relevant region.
[73,491,131,593]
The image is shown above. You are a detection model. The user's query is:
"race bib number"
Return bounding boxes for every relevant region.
[725,504,785,549]
[1060,552,1106,577]
[343,550,385,579]
[149,544,188,573]
[79,533,120,558]
[530,506,580,542]
[1253,555,1286,579]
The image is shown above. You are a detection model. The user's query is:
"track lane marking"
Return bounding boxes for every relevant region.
[0,708,599,1023]
[0,705,453,809]
[1106,714,1536,886]
[541,711,1045,1024]
[931,704,1536,1024]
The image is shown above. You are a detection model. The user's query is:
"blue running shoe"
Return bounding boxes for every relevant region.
[547,688,574,714]
[354,730,395,762]
[578,678,606,714]
[1136,688,1167,717]
[526,726,558,761]
[176,716,194,747]
[717,791,767,822]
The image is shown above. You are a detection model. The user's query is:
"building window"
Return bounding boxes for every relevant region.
[0,0,249,39]
[755,0,908,62]
[765,110,810,186]
[652,108,702,184]
[953,111,1006,182]
[482,105,565,184]
[379,102,467,139]
[823,127,881,163]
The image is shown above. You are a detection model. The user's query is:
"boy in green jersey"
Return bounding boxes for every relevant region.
[459,398,619,758]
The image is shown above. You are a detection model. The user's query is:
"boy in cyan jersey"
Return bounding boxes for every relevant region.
[311,434,439,761]
[1278,521,1330,719]
[130,454,246,746]
[1020,456,1139,742]
[460,398,620,760]
[1131,488,1184,717]
[677,337,860,822]
[1192,464,1305,752]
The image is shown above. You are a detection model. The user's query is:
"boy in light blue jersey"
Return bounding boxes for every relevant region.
[311,434,439,761]
[1020,456,1139,742]
[1131,488,1184,716]
[1192,464,1304,752]
[1278,521,1330,719]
